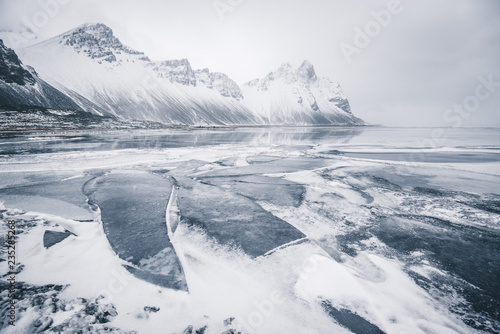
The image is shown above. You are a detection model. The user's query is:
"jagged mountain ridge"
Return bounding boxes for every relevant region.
[149,58,243,100]
[2,23,364,126]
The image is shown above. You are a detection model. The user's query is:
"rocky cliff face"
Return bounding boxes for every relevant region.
[149,60,243,100]
[195,69,243,100]
[0,39,35,85]
[150,59,196,86]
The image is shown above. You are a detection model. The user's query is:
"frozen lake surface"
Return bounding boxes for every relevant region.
[0,126,499,334]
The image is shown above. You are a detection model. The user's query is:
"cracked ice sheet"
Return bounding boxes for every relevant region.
[0,171,94,221]
[0,204,348,334]
[166,159,307,257]
[173,176,306,258]
[0,211,194,334]
[165,221,350,334]
[193,156,339,178]
[1,127,499,333]
[86,170,187,291]
[0,207,476,334]
[200,175,305,207]
[259,160,500,333]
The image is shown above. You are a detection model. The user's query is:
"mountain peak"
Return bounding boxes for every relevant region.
[297,60,316,82]
[61,22,143,62]
[67,23,115,42]
[77,23,113,33]
[274,62,295,79]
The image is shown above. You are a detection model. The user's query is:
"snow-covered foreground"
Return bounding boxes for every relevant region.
[0,127,499,334]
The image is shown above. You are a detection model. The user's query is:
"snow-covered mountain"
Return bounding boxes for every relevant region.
[1,23,364,126]
[242,61,363,125]
[14,23,256,126]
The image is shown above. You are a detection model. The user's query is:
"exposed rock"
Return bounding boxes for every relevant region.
[43,229,75,248]
[152,59,197,86]
[195,325,208,334]
[144,306,160,313]
[0,39,35,85]
[223,317,235,326]
[62,23,144,63]
[195,69,244,100]
[183,325,193,334]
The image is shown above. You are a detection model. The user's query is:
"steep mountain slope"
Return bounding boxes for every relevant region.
[242,61,364,125]
[17,23,257,126]
[2,23,365,126]
[0,39,83,111]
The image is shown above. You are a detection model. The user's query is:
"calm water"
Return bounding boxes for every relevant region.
[0,126,499,155]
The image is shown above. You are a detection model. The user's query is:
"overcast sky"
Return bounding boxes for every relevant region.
[0,0,499,127]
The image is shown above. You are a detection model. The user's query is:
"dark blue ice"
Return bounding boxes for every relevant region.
[173,176,306,258]
[43,230,75,248]
[201,175,305,207]
[86,171,187,291]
